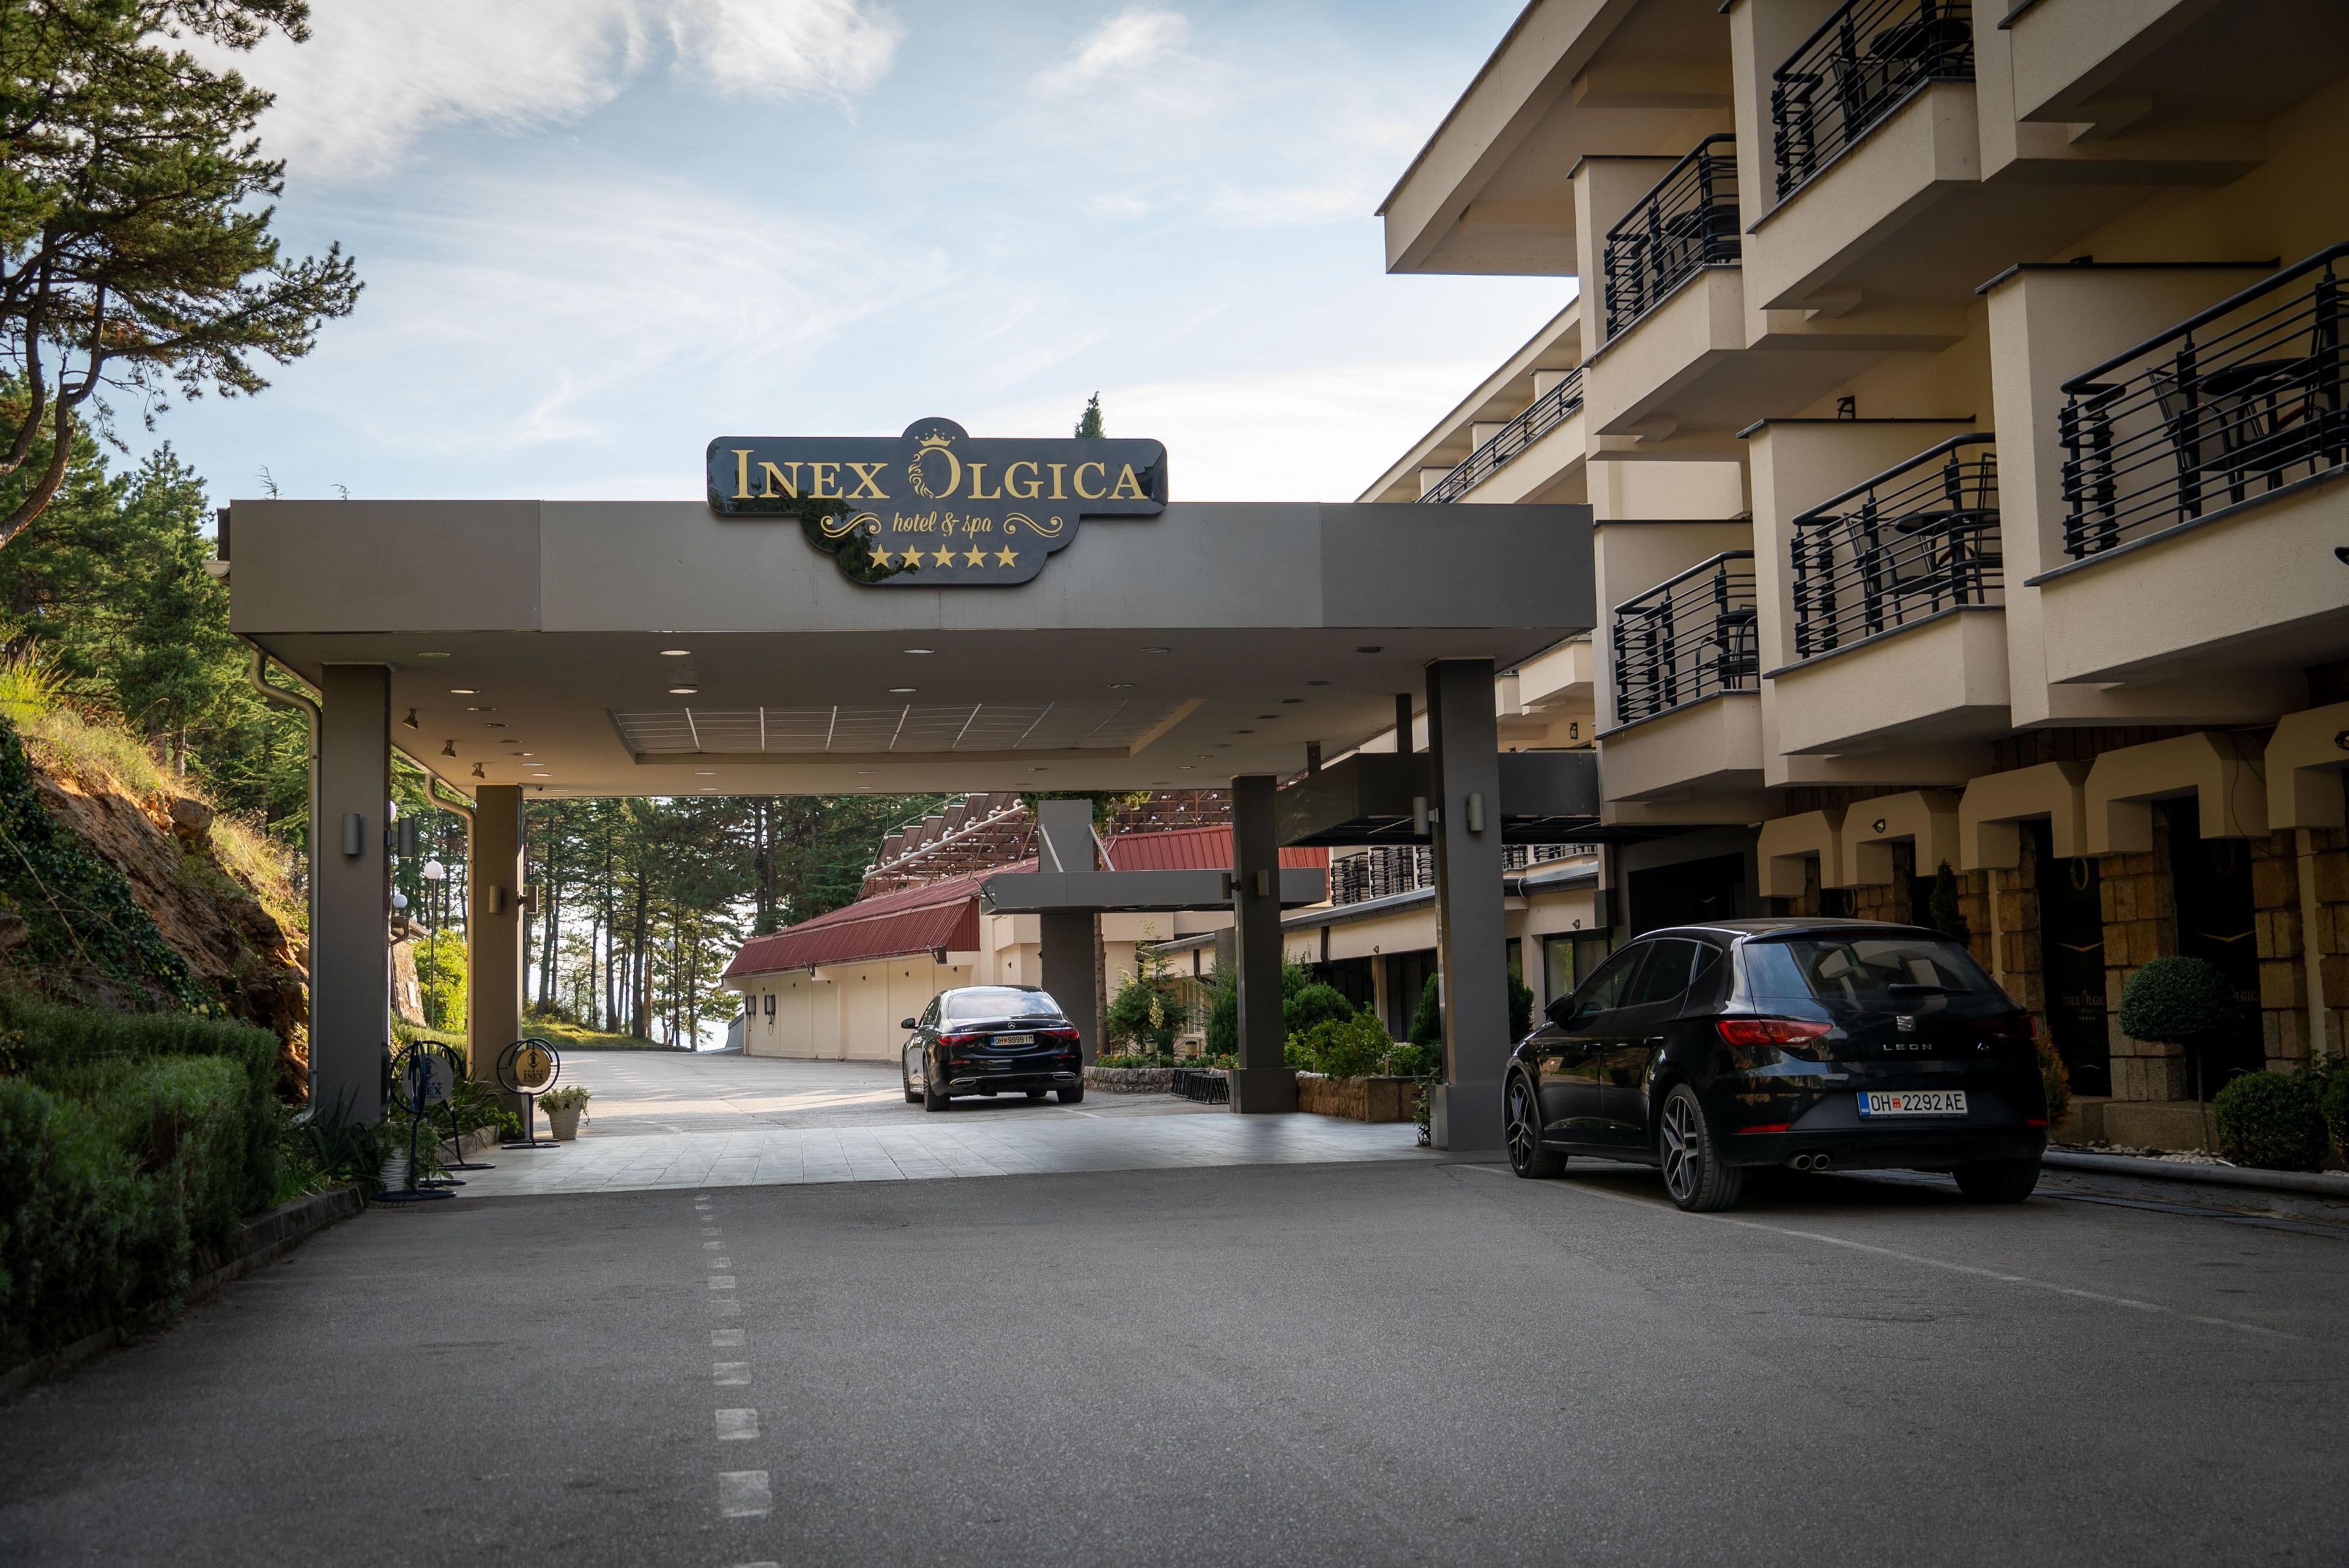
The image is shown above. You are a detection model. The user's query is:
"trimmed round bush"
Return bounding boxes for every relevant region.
[1283,983,1355,1037]
[2211,1071,2327,1172]
[2116,956,2234,1046]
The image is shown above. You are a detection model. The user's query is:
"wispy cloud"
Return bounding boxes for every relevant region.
[289,169,950,459]
[1036,7,1190,95]
[213,0,905,180]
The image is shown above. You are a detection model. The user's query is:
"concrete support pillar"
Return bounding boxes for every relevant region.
[1427,658,1508,1151]
[313,665,390,1120]
[466,786,525,1081]
[1040,912,1100,1063]
[1034,798,1103,1062]
[1228,774,1296,1113]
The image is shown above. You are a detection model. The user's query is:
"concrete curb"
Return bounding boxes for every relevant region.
[2043,1150,2349,1200]
[0,1184,365,1403]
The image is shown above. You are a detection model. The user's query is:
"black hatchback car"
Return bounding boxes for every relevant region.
[901,985,1086,1111]
[1505,919,2047,1211]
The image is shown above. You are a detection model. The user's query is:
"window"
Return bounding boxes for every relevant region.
[1567,945,1647,1026]
[1745,935,1998,1005]
[1625,939,1700,1007]
[943,986,1063,1021]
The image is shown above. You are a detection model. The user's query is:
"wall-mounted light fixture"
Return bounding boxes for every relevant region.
[440,740,457,758]
[341,813,364,857]
[401,708,419,730]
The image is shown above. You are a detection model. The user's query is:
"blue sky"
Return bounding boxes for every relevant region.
[155,1,1568,507]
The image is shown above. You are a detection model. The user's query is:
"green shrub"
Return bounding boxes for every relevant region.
[2038,1039,2073,1133]
[3,993,280,1216]
[1409,974,1441,1048]
[1204,957,1327,1056]
[1285,982,1354,1037]
[2211,1071,2328,1171]
[1105,972,1183,1052]
[2117,956,2235,1047]
[2321,1065,2349,1163]
[0,1079,153,1353]
[110,1056,249,1248]
[1289,1013,1397,1079]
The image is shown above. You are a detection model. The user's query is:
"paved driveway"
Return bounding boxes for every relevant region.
[460,1050,1430,1197]
[4,1155,2345,1567]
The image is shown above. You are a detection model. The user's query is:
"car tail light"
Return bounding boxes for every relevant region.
[1718,1016,1831,1068]
[939,1031,983,1048]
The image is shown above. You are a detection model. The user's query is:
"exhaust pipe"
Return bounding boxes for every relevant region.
[1789,1152,1833,1172]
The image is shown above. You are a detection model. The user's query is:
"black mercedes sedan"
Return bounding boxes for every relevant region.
[1505,919,2047,1211]
[901,985,1086,1112]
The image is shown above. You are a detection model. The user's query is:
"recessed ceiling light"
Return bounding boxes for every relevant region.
[1030,767,1048,772]
[519,752,535,758]
[857,785,875,791]
[669,686,698,695]
[418,651,450,659]
[466,704,493,712]
[1109,682,1134,690]
[660,648,691,657]
[902,647,933,655]
[1257,714,1278,720]
[1235,729,1254,734]
[450,687,477,695]
[1355,646,1382,654]
[855,769,880,775]
[484,721,508,728]
[694,771,716,776]
[1280,697,1302,704]
[889,687,917,694]
[1142,646,1172,654]
[1178,766,1194,771]
[1305,680,1329,687]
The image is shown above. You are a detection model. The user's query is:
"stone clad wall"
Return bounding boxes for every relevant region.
[2101,819,2183,1103]
[2253,831,2309,1073]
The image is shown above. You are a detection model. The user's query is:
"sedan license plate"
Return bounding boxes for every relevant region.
[993,1033,1034,1047]
[1857,1090,1967,1119]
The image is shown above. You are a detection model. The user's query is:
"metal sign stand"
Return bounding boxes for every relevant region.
[497,1037,563,1150]
[437,1044,496,1174]
[375,1045,456,1205]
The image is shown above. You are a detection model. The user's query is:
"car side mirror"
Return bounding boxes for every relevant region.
[900,1018,918,1030]
[1544,994,1575,1030]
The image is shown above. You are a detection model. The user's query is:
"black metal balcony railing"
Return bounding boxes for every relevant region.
[1772,0,1974,200]
[1791,434,2000,657]
[1327,843,1597,907]
[1603,136,1740,341]
[1611,552,1757,725]
[1419,367,1585,505]
[2060,243,2349,558]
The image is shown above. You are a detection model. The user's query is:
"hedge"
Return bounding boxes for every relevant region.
[2211,1070,2328,1172]
[0,996,284,1360]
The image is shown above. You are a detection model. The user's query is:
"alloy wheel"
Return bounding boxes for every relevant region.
[1506,1079,1537,1174]
[1661,1095,1700,1203]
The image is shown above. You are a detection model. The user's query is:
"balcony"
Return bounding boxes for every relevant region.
[1603,136,1740,342]
[1327,843,1596,909]
[1792,434,2000,656]
[1611,551,1757,724]
[1771,434,2011,752]
[2030,243,2349,684]
[1420,367,1585,505]
[1771,0,1974,201]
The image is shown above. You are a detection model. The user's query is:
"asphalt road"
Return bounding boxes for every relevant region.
[4,1153,2345,1567]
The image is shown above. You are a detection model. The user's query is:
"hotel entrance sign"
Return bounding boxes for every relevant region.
[707,418,1166,585]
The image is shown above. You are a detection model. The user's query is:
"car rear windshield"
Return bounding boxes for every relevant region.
[1743,934,2000,1006]
[943,988,1062,1022]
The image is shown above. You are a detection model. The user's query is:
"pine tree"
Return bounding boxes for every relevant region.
[1074,393,1105,438]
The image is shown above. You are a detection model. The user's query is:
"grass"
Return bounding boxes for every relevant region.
[524,1018,676,1051]
[0,656,304,938]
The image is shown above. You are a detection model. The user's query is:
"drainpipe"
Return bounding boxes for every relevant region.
[245,643,322,967]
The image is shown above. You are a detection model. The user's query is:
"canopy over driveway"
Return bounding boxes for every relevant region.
[226,494,1594,1148]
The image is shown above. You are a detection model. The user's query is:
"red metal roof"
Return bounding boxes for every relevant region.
[722,869,995,979]
[724,826,1324,980]
[1103,824,1326,872]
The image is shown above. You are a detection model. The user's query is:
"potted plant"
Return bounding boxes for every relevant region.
[539,1084,593,1141]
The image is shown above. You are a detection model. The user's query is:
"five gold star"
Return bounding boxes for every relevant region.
[929,545,956,568]
[962,545,987,566]
[994,547,1018,567]
[869,545,895,568]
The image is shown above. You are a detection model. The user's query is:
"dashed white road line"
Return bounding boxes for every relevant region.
[714,1361,751,1385]
[708,1275,737,1290]
[716,1471,771,1518]
[716,1408,759,1441]
[711,1328,744,1349]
